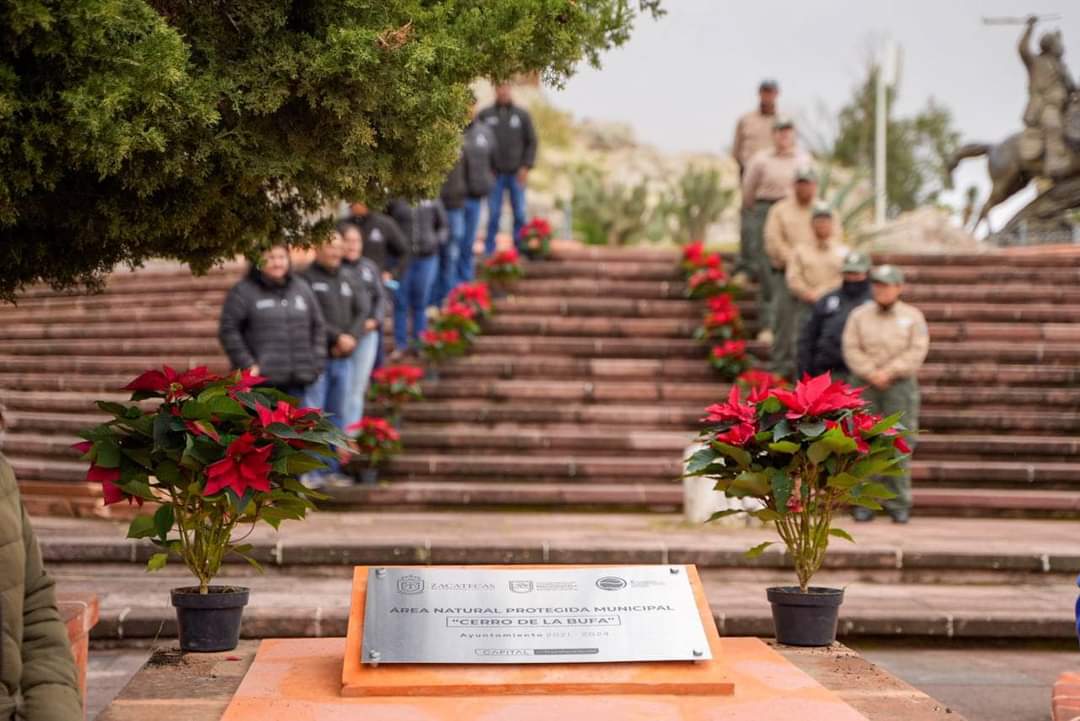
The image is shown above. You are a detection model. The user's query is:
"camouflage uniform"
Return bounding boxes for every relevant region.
[842,284,929,514]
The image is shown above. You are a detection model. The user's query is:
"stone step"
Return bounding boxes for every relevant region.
[501,260,684,281]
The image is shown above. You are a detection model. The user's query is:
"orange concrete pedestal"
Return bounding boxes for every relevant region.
[216,565,870,720]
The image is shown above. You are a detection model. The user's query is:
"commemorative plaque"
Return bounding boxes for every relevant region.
[360,565,712,665]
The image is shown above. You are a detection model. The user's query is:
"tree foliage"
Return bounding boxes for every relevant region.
[830,64,959,216]
[0,0,663,300]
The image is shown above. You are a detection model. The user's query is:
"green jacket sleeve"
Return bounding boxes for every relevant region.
[19,503,82,721]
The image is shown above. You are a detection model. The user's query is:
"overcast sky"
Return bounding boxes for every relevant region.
[548,0,1079,232]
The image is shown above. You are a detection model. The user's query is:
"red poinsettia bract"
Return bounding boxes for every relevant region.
[711,339,747,360]
[371,365,424,385]
[703,385,756,425]
[203,433,273,496]
[770,372,865,421]
[123,365,221,401]
[443,301,477,320]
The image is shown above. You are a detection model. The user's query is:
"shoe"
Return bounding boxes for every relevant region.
[852,507,874,523]
[731,272,751,289]
[888,509,910,524]
[325,474,357,489]
[301,473,328,490]
[756,328,774,345]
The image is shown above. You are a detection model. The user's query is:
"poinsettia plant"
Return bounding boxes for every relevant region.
[433,300,481,338]
[519,217,553,259]
[419,328,468,363]
[685,373,909,592]
[75,366,348,594]
[447,281,493,318]
[709,339,752,380]
[695,293,743,342]
[481,248,524,285]
[687,266,736,300]
[346,416,402,468]
[367,365,424,409]
[681,240,723,276]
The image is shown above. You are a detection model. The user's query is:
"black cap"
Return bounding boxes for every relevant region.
[759,78,779,91]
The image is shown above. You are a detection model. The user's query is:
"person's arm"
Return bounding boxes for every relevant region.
[882,311,930,381]
[19,501,83,721]
[741,156,762,210]
[369,270,388,325]
[797,300,825,378]
[1019,18,1036,68]
[218,285,257,370]
[302,273,343,344]
[382,216,408,262]
[785,253,812,303]
[434,201,449,246]
[762,205,785,269]
[345,278,366,339]
[841,310,878,381]
[732,116,745,174]
[306,286,328,375]
[520,109,538,169]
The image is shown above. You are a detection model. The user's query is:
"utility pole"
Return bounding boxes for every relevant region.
[874,39,899,228]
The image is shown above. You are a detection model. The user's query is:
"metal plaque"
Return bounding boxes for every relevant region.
[360,566,712,665]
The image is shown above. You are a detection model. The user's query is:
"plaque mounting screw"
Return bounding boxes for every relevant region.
[369,650,381,660]
[669,567,680,575]
[375,567,387,579]
[692,649,704,657]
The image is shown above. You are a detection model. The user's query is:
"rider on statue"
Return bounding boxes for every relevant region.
[1019,16,1076,179]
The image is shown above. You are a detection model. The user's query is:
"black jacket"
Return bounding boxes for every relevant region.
[350,211,407,275]
[218,267,326,387]
[798,280,873,378]
[477,102,537,174]
[387,199,449,260]
[441,121,498,208]
[343,256,388,326]
[300,261,365,351]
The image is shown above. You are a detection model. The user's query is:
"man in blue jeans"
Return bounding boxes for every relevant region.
[388,198,447,356]
[437,100,498,298]
[479,84,537,255]
[340,222,385,433]
[300,231,364,485]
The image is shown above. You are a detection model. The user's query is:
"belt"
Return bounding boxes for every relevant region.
[754,197,783,205]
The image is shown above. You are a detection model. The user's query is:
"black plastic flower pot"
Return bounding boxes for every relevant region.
[359,466,379,486]
[171,586,249,653]
[766,586,844,647]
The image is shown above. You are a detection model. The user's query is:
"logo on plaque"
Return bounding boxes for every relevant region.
[508,580,534,593]
[595,576,627,591]
[397,575,424,594]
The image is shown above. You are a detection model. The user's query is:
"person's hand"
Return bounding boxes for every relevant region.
[335,334,358,355]
[517,167,529,186]
[382,271,392,282]
[868,370,891,389]
[248,364,260,376]
[1027,14,1038,27]
[364,319,378,332]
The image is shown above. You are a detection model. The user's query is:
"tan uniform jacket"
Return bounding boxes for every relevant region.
[842,300,930,381]
[732,109,776,170]
[785,237,847,303]
[741,147,812,208]
[763,196,815,270]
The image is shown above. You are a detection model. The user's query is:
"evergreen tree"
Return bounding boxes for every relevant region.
[0,0,663,300]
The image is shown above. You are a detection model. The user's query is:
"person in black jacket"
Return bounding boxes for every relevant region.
[219,244,326,398]
[300,231,365,482]
[436,101,499,303]
[797,251,873,381]
[387,198,448,356]
[340,221,386,430]
[347,201,407,279]
[479,84,537,256]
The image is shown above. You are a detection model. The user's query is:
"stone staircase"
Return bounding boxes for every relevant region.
[2,245,1080,517]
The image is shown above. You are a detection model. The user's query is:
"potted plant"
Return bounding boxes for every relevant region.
[708,339,752,381]
[75,365,346,652]
[518,217,553,260]
[419,327,469,371]
[686,266,735,300]
[447,281,493,318]
[367,364,424,428]
[434,300,481,339]
[480,248,524,296]
[694,293,744,342]
[685,372,909,646]
[346,416,402,485]
[680,240,723,276]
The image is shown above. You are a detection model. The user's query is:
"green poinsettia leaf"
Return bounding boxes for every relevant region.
[829,528,856,543]
[745,541,775,559]
[705,508,744,523]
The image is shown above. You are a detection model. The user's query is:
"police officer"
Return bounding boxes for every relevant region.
[739,116,811,342]
[780,203,847,379]
[764,166,818,374]
[797,251,872,380]
[842,265,929,524]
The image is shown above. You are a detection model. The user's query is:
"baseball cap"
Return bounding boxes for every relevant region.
[759,79,779,91]
[773,115,795,130]
[795,166,818,183]
[811,201,833,219]
[870,264,905,285]
[842,251,871,273]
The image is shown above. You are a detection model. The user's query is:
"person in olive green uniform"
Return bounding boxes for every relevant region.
[1,408,82,720]
[842,265,930,524]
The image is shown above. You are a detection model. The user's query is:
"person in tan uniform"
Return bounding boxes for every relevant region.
[781,203,847,379]
[1018,16,1075,178]
[842,265,929,524]
[764,166,817,374]
[733,79,779,177]
[739,117,812,341]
